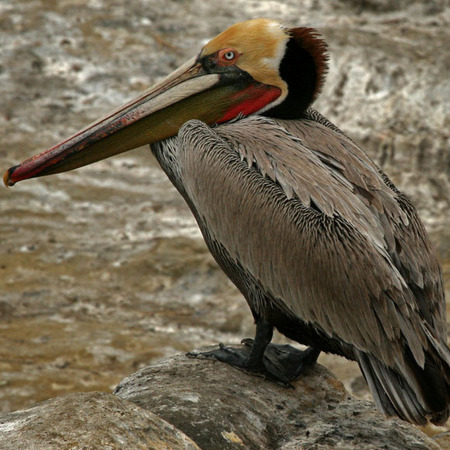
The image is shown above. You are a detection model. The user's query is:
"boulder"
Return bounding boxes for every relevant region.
[0,391,199,450]
[0,348,442,448]
[115,347,439,449]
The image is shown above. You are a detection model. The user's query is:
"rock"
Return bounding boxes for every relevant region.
[0,391,199,450]
[0,348,443,448]
[115,347,439,449]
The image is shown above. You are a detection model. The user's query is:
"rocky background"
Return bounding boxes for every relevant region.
[0,0,449,446]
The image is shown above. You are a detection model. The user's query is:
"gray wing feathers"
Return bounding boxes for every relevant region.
[175,117,444,376]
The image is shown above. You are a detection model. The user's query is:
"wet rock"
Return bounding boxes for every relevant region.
[114,347,439,449]
[0,391,199,450]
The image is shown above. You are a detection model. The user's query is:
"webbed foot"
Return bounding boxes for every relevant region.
[187,340,320,387]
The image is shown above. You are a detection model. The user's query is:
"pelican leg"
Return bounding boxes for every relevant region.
[188,319,320,386]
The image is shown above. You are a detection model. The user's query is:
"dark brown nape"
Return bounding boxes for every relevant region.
[265,28,328,119]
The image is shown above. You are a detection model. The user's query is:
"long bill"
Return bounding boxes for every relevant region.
[3,56,281,187]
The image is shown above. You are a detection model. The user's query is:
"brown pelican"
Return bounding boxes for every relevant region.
[4,18,449,425]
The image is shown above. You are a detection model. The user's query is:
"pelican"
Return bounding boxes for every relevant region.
[4,18,449,425]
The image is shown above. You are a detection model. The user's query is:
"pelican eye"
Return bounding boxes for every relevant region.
[224,50,235,60]
[217,48,239,64]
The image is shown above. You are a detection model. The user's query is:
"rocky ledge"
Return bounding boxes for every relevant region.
[0,346,445,449]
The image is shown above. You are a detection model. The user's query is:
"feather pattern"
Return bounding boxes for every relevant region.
[151,109,448,424]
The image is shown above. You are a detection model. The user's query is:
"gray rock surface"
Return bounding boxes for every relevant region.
[0,349,443,449]
[0,391,199,449]
[114,347,440,449]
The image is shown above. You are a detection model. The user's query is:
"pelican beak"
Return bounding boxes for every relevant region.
[3,55,280,187]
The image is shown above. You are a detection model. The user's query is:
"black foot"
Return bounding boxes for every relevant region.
[187,341,320,387]
[243,339,320,381]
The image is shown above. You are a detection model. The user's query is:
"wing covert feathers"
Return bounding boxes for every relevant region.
[173,112,448,424]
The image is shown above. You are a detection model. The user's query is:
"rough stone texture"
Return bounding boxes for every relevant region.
[114,347,439,449]
[0,349,447,448]
[0,391,199,450]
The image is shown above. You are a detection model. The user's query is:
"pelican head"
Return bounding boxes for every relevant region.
[4,18,328,186]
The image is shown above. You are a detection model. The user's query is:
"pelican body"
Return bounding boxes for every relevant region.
[4,19,449,425]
